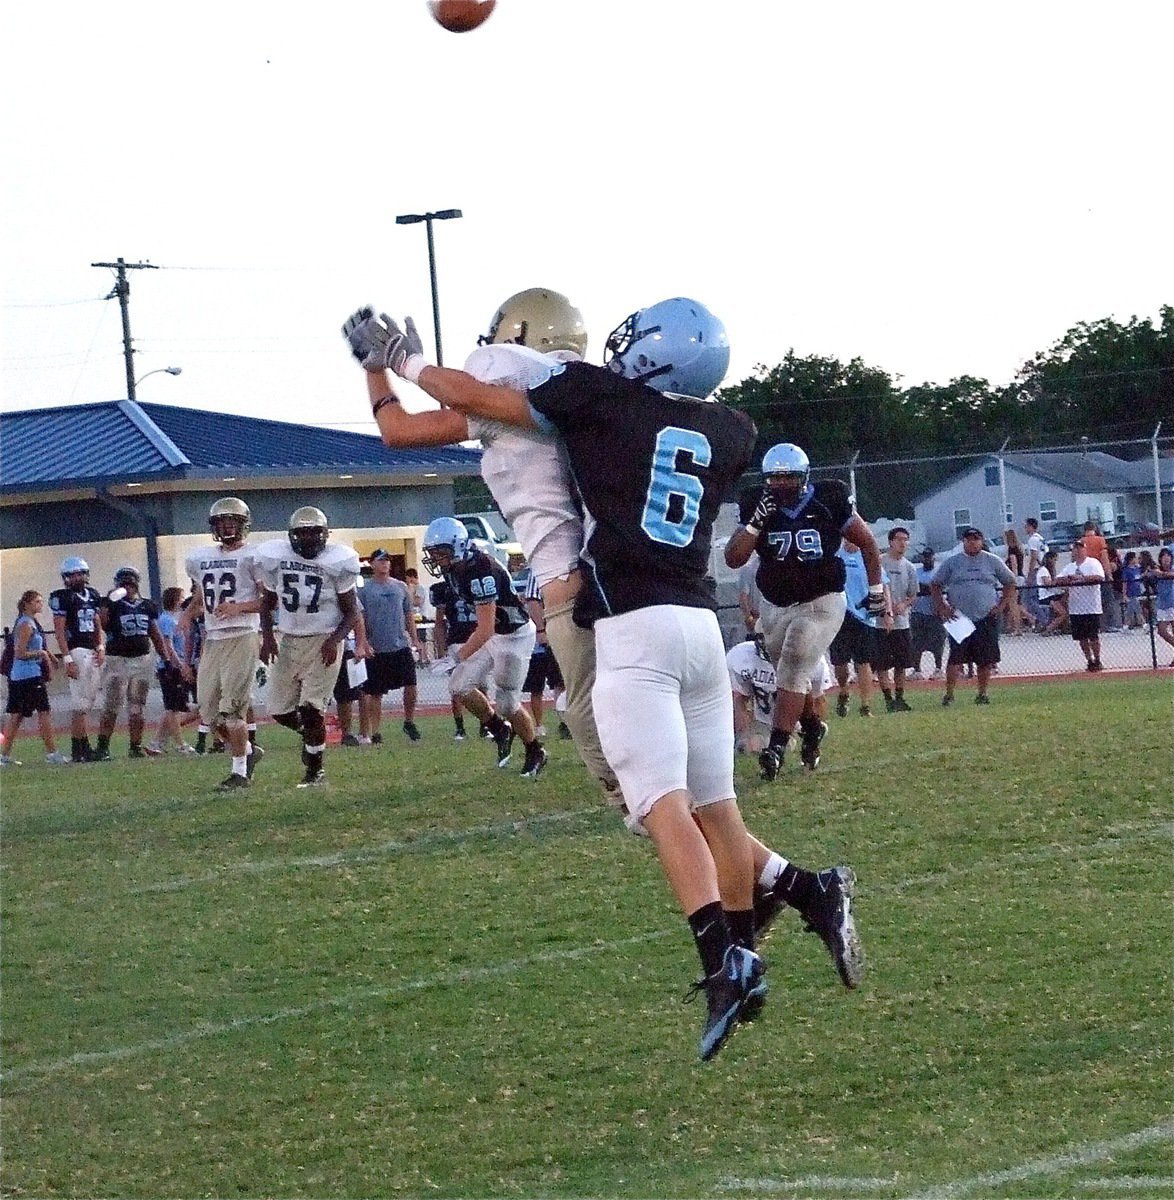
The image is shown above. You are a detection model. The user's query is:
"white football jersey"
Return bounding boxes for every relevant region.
[185,543,267,640]
[254,537,360,636]
[462,344,583,586]
[727,640,778,724]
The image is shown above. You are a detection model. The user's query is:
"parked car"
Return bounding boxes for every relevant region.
[455,511,523,569]
[1047,521,1082,551]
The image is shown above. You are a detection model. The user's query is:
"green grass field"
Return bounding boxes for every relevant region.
[2,677,1171,1198]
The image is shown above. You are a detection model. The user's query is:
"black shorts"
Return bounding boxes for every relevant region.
[1070,613,1101,641]
[362,647,417,697]
[157,665,190,713]
[333,652,362,704]
[828,617,879,668]
[523,647,564,695]
[947,613,1001,668]
[5,676,51,717]
[873,627,913,670]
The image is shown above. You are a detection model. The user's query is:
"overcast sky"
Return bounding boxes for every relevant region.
[2,1,1170,432]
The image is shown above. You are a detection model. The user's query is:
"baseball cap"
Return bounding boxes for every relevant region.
[369,548,391,561]
[962,527,984,538]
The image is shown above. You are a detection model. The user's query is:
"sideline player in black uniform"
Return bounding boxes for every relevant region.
[430,573,479,740]
[725,443,884,779]
[49,555,106,762]
[95,567,179,759]
[372,296,782,1061]
[423,518,546,777]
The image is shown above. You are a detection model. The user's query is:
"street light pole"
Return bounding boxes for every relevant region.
[134,366,183,389]
[395,209,462,366]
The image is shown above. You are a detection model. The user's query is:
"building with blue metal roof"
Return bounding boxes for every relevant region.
[0,400,482,611]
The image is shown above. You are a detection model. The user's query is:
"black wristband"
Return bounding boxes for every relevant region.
[371,394,399,417]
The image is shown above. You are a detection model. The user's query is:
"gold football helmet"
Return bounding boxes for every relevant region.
[288,506,330,559]
[479,288,588,358]
[209,496,252,545]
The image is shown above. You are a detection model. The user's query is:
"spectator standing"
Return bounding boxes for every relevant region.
[148,586,198,754]
[1144,547,1174,664]
[1,591,67,766]
[1080,521,1118,632]
[828,539,888,718]
[1121,552,1145,629]
[931,527,1017,706]
[49,555,106,763]
[1055,538,1106,671]
[1023,517,1047,580]
[1036,550,1067,634]
[359,549,422,744]
[404,567,431,664]
[1002,529,1034,634]
[910,548,946,677]
[1107,545,1125,631]
[877,526,918,711]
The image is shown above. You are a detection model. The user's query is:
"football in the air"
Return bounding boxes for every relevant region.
[428,0,496,32]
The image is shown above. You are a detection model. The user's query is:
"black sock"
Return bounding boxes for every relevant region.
[489,714,511,739]
[305,749,324,773]
[96,734,110,753]
[882,688,893,702]
[768,728,791,751]
[248,728,257,746]
[726,907,755,951]
[71,737,81,758]
[454,719,465,734]
[688,901,731,978]
[895,688,904,699]
[799,714,822,738]
[776,863,819,911]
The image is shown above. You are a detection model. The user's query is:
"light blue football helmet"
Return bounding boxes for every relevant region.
[604,297,730,398]
[60,555,90,582]
[422,517,470,575]
[762,443,810,487]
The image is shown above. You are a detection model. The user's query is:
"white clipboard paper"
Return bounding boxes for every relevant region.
[944,612,976,644]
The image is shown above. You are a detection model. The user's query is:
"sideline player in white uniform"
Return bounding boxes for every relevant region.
[257,507,361,787]
[342,292,616,799]
[182,497,268,790]
[728,636,834,768]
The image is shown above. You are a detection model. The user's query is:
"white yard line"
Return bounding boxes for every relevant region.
[718,1122,1174,1196]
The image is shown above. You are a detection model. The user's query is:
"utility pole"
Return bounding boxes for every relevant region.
[91,258,158,401]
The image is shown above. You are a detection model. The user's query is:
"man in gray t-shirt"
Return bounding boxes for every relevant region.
[877,527,920,711]
[358,551,422,743]
[930,528,1017,707]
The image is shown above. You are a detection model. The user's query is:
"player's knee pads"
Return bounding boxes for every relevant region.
[493,685,523,718]
[777,645,814,694]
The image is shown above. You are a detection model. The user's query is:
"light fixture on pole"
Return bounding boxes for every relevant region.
[133,366,183,388]
[395,208,462,366]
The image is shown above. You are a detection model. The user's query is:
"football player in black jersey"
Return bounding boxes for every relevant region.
[423,518,547,778]
[95,567,182,760]
[430,575,478,740]
[725,443,884,780]
[370,297,810,1060]
[49,555,107,762]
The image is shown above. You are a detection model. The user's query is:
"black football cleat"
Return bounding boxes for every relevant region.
[758,746,782,781]
[216,773,250,792]
[690,946,768,1062]
[797,865,864,989]
[520,744,548,779]
[799,721,827,771]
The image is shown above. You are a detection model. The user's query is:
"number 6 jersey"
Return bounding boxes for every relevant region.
[185,544,268,640]
[253,539,360,636]
[527,361,756,619]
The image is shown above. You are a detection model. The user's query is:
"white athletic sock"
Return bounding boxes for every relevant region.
[759,853,789,888]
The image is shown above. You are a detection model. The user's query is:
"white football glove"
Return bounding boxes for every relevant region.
[341,306,394,373]
[380,315,427,382]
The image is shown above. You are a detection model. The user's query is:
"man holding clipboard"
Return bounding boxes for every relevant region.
[931,528,1018,707]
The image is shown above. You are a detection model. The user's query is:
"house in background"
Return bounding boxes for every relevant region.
[912,450,1174,551]
[0,400,482,616]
